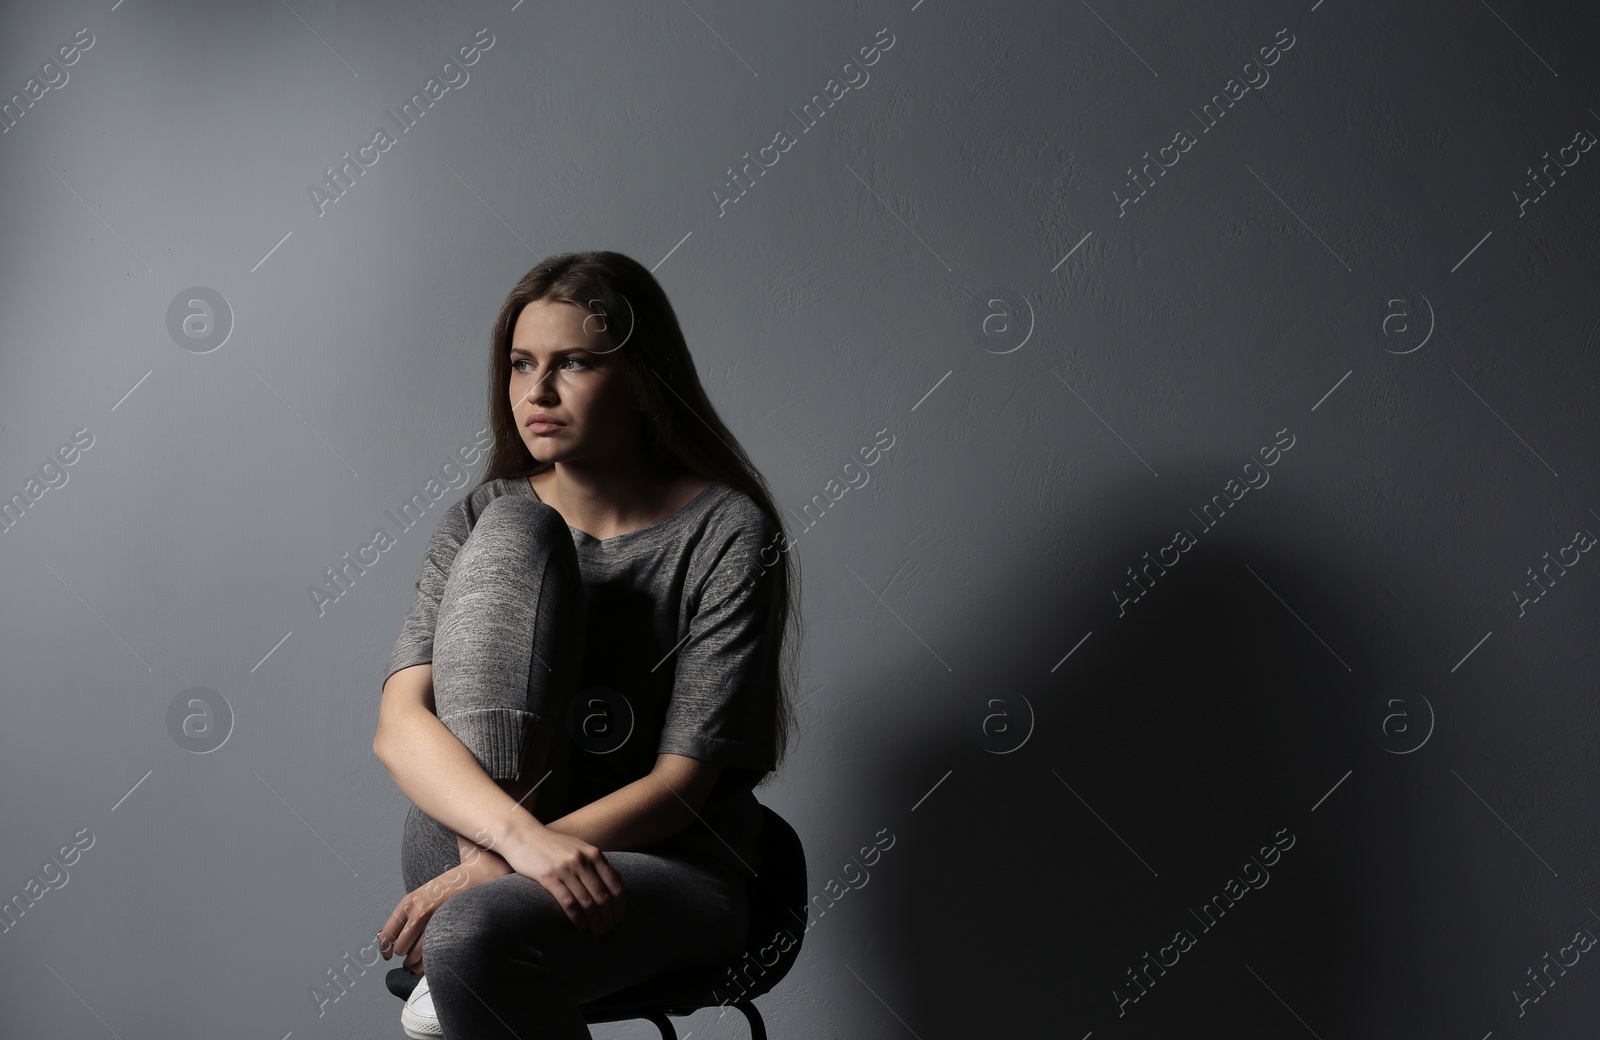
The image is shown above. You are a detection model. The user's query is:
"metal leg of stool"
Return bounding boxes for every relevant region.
[729,1000,767,1040]
[640,1009,678,1040]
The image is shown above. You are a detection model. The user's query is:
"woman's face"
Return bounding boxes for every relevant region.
[509,299,641,465]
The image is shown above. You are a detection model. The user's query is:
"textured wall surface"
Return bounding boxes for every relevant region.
[2,0,1599,1036]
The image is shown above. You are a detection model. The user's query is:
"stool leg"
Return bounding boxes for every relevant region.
[730,1000,767,1040]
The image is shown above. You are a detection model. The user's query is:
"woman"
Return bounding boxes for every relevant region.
[371,251,801,1038]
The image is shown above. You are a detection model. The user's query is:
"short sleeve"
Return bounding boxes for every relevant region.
[659,508,782,774]
[382,498,472,686]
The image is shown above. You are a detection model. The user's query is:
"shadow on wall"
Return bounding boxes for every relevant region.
[840,473,1528,1039]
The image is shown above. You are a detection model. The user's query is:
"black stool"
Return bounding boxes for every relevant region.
[387,803,808,1039]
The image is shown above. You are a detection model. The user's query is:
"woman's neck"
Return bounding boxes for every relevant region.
[530,462,693,540]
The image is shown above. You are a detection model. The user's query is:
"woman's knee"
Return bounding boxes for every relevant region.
[473,496,572,555]
[443,496,580,604]
[425,878,567,974]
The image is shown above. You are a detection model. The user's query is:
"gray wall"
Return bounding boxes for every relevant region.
[3,0,1599,1036]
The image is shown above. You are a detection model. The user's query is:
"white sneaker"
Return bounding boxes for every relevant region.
[400,974,443,1039]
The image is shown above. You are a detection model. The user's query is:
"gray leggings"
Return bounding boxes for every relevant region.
[399,495,751,1037]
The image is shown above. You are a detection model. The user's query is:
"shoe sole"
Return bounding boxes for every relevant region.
[400,985,441,1039]
[400,1011,442,1040]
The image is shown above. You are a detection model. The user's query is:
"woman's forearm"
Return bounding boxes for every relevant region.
[458,830,510,871]
[375,704,549,855]
[542,769,699,853]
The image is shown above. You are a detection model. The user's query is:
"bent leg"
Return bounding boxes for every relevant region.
[402,801,463,894]
[423,851,751,1039]
[431,495,586,784]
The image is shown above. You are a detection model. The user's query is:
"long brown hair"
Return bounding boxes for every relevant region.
[476,251,800,780]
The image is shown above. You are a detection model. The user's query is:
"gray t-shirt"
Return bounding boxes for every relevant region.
[385,473,781,878]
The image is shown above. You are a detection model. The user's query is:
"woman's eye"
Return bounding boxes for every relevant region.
[511,357,586,374]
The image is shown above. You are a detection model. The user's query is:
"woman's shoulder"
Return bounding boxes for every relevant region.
[697,482,780,546]
[450,475,533,523]
[698,480,762,520]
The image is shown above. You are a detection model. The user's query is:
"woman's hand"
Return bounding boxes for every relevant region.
[499,823,628,940]
[377,839,514,974]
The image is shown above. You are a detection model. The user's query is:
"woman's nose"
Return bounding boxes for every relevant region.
[523,371,556,402]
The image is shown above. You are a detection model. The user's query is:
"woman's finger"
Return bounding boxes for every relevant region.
[392,912,424,963]
[577,854,625,936]
[596,856,628,932]
[377,904,410,960]
[550,874,597,936]
[574,869,609,938]
[573,854,626,936]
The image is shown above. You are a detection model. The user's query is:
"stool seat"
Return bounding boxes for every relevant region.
[576,960,733,1020]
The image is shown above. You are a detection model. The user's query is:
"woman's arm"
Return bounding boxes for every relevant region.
[458,830,510,870]
[374,662,638,938]
[375,665,722,854]
[541,753,724,852]
[373,663,551,854]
